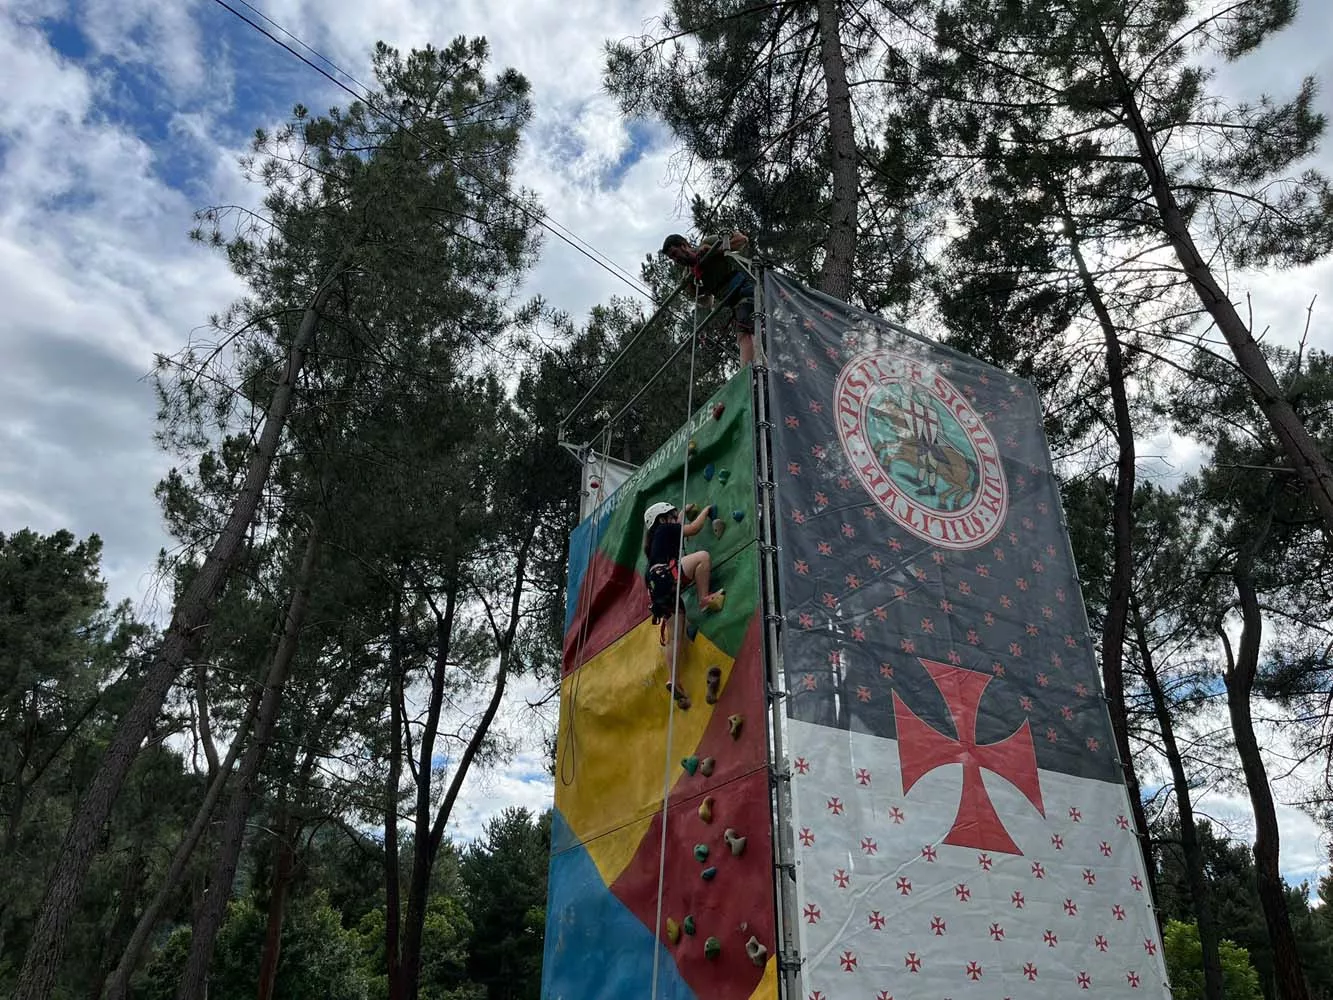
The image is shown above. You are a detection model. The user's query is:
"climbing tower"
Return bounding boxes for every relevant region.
[544,269,1171,1000]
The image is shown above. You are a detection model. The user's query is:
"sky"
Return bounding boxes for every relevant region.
[1,0,1331,890]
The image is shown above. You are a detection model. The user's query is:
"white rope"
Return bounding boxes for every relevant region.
[649,284,703,1000]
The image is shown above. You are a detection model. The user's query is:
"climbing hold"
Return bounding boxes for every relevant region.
[694,843,710,863]
[688,438,698,456]
[667,682,691,711]
[725,828,748,857]
[704,936,721,959]
[712,402,726,420]
[681,755,699,776]
[702,590,726,613]
[701,866,717,881]
[706,666,722,705]
[728,714,744,739]
[667,918,680,944]
[683,915,696,936]
[684,502,700,520]
[745,935,768,966]
[717,468,731,485]
[686,623,699,640]
[698,756,716,777]
[589,478,601,490]
[698,796,714,823]
[703,463,715,481]
[732,508,745,522]
[712,518,726,538]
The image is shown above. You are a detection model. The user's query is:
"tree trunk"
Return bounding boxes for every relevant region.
[400,587,459,1000]
[16,271,343,1000]
[195,661,220,780]
[255,805,300,1000]
[385,579,405,1000]
[102,681,263,1000]
[401,526,536,1000]
[1061,209,1155,890]
[87,835,148,1000]
[175,528,322,1000]
[1224,555,1312,1000]
[1132,599,1223,1000]
[1094,27,1333,538]
[816,0,857,301]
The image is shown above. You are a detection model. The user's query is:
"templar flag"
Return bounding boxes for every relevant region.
[764,271,1170,999]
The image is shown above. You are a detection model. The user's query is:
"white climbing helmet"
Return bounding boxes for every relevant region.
[643,501,677,529]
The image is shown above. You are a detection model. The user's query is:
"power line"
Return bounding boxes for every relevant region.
[210,0,656,301]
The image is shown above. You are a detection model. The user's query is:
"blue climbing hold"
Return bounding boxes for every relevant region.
[703,463,715,481]
[701,866,717,881]
[686,623,699,640]
[717,468,731,485]
[732,509,745,522]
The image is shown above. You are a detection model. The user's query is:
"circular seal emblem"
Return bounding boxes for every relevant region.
[834,349,1007,550]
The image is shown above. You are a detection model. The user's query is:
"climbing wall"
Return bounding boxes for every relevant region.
[544,372,778,1000]
[764,272,1171,999]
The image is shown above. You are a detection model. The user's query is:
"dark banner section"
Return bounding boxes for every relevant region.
[764,272,1117,783]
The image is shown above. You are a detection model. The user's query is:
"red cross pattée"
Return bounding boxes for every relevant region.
[892,659,1045,855]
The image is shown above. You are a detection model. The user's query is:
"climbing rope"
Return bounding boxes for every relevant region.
[649,283,704,1000]
[559,422,618,788]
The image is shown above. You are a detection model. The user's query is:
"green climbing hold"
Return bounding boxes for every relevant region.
[703,463,715,481]
[704,936,721,959]
[701,866,717,881]
[732,508,745,522]
[693,843,709,863]
[681,755,699,776]
[717,468,730,484]
[683,915,696,936]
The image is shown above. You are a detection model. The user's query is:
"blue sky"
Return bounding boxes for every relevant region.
[1,0,1331,873]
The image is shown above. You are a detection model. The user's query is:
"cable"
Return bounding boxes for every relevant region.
[648,285,702,1000]
[209,0,655,301]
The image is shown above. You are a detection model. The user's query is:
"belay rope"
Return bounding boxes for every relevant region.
[648,284,704,1000]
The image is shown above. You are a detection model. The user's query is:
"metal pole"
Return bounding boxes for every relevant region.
[751,269,803,1000]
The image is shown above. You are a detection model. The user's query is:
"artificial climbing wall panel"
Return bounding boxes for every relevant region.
[544,373,778,1000]
[763,271,1170,999]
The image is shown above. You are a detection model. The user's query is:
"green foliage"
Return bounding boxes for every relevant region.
[1164,919,1263,1000]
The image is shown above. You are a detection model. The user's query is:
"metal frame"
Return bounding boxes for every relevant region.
[751,270,804,1000]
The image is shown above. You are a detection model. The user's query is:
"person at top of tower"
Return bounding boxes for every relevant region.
[661,230,756,365]
[642,500,726,708]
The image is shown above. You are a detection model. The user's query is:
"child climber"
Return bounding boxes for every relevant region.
[642,501,726,709]
[661,231,756,365]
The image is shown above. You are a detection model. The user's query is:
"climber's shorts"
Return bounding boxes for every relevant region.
[646,561,683,624]
[720,273,755,333]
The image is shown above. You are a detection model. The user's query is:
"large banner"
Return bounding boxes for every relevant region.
[764,272,1169,999]
[543,373,777,1000]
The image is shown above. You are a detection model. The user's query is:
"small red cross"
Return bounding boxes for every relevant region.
[856,767,871,785]
[827,797,843,814]
[1095,935,1109,952]
[921,845,937,862]
[861,837,878,855]
[904,953,921,973]
[803,903,820,923]
[989,923,1005,940]
[1078,971,1091,989]
[1043,930,1058,947]
[1011,891,1025,908]
[799,827,814,846]
[966,961,982,980]
[833,869,849,888]
[1113,905,1126,921]
[895,877,912,895]
[839,951,857,972]
[1023,963,1038,981]
[930,916,946,935]
[1063,899,1078,915]
[868,910,885,930]
[794,757,810,774]
[1031,861,1045,878]
[1127,972,1141,988]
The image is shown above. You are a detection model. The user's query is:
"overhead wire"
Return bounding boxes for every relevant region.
[210,0,655,302]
